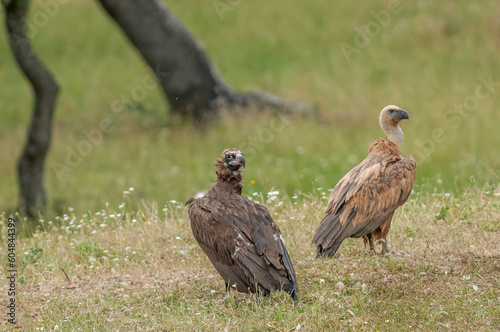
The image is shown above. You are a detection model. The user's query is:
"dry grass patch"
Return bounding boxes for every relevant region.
[1,187,499,330]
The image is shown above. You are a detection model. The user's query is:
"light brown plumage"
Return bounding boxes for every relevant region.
[313,105,416,258]
[187,149,298,300]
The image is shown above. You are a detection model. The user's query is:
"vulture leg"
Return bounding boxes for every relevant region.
[374,213,394,254]
[364,234,378,255]
[381,238,390,254]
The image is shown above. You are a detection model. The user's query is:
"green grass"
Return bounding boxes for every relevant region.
[0,0,499,217]
[1,188,499,330]
[1,1,500,329]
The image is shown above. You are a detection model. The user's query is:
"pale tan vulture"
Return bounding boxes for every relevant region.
[186,149,298,300]
[313,105,416,257]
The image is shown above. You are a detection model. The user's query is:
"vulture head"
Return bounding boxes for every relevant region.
[214,148,246,180]
[379,105,410,147]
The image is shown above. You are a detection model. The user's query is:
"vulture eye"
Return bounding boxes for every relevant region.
[389,109,395,114]
[225,154,233,160]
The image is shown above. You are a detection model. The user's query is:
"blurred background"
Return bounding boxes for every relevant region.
[1,0,499,217]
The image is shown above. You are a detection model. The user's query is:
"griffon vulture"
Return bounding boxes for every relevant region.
[313,105,416,258]
[187,149,299,300]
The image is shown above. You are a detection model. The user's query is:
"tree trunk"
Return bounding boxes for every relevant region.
[3,0,60,216]
[96,0,314,122]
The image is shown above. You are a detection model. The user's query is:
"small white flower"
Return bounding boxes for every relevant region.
[320,279,325,285]
[129,187,135,191]
[361,283,368,293]
[472,285,478,291]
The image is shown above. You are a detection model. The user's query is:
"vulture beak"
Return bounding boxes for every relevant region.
[398,109,410,120]
[227,153,246,168]
[236,153,246,168]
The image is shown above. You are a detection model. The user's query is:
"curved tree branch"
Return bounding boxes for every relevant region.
[3,0,59,216]
[96,0,315,123]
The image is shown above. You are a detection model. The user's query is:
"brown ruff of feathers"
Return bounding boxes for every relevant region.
[186,148,299,300]
[313,105,417,258]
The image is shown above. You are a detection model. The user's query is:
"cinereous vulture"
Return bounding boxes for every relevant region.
[186,149,299,300]
[313,105,416,258]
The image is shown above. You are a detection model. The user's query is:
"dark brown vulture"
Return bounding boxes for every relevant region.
[186,149,298,300]
[313,105,416,258]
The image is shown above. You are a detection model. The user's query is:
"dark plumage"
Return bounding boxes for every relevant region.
[313,105,416,257]
[187,149,298,300]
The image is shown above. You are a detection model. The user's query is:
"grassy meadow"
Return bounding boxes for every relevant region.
[1,190,499,330]
[1,0,499,330]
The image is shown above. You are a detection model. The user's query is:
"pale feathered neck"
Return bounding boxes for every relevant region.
[380,122,403,147]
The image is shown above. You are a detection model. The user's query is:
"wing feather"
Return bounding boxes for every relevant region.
[188,194,298,295]
[313,147,416,256]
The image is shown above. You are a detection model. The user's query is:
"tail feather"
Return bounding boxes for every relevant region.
[316,242,342,258]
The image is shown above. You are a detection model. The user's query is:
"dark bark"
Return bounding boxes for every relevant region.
[96,0,314,122]
[3,0,59,216]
